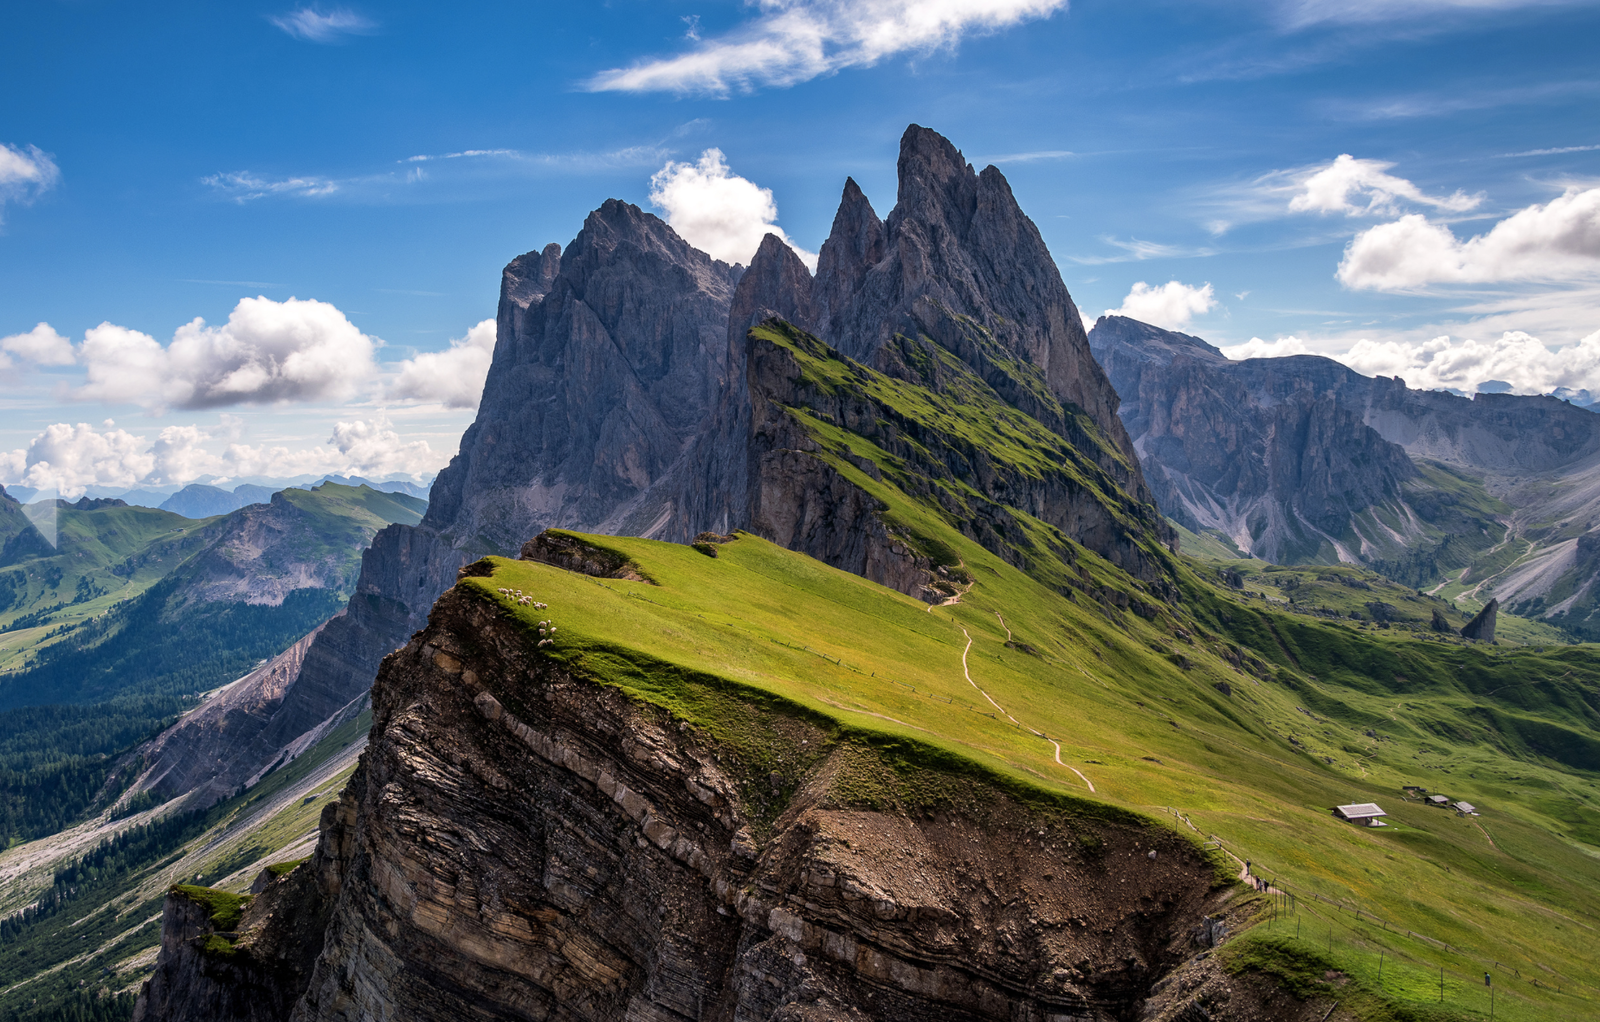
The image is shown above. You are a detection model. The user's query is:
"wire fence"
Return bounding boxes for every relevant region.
[1212,832,1586,1021]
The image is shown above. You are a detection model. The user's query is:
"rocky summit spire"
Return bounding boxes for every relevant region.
[424,198,741,549]
[812,177,884,342]
[809,124,1153,506]
[728,233,815,341]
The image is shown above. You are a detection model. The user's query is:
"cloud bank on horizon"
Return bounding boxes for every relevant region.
[586,0,1068,95]
[0,415,439,498]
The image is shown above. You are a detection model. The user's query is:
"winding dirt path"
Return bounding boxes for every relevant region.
[954,625,1095,793]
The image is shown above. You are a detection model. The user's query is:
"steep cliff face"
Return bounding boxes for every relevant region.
[1090,313,1600,634]
[811,127,1153,512]
[426,198,742,550]
[146,573,1232,1022]
[746,321,1173,594]
[1092,317,1418,563]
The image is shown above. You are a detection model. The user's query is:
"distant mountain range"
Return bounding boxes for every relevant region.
[0,481,426,843]
[1088,314,1600,640]
[1,475,431,511]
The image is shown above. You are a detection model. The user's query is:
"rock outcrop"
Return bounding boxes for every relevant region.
[1090,316,1419,564]
[122,625,327,806]
[1460,598,1498,642]
[139,577,1232,1022]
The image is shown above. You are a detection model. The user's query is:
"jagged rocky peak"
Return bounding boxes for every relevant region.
[496,241,561,341]
[728,232,816,343]
[423,198,741,551]
[809,124,1151,504]
[500,241,561,311]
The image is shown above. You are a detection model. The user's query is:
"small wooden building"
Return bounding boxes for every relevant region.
[1453,801,1478,815]
[1426,794,1451,806]
[1333,803,1388,827]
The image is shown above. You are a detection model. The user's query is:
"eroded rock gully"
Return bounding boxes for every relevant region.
[140,579,1249,1021]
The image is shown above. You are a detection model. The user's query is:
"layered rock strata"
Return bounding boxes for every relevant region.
[140,570,1232,1021]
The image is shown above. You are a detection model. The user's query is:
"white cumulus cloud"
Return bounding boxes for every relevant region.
[649,149,816,269]
[72,296,378,412]
[0,323,74,370]
[1338,186,1600,290]
[1,416,443,498]
[270,7,376,43]
[1289,154,1481,217]
[0,144,60,223]
[1337,329,1600,396]
[587,0,1067,95]
[1202,153,1480,235]
[390,319,497,409]
[1104,281,1217,330]
[1219,336,1311,360]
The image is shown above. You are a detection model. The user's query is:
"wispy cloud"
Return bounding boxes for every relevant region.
[0,143,60,224]
[1070,236,1217,264]
[204,171,341,202]
[402,149,519,163]
[1495,143,1600,158]
[270,7,377,44]
[203,146,669,205]
[1325,80,1600,121]
[1273,0,1582,30]
[585,0,1068,96]
[981,149,1075,163]
[1198,154,1480,235]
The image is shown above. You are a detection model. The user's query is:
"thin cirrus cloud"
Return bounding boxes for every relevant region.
[1274,0,1583,29]
[0,143,60,223]
[1071,237,1216,265]
[585,0,1069,96]
[1103,280,1217,330]
[270,7,377,43]
[1338,186,1600,290]
[203,147,668,204]
[648,149,817,269]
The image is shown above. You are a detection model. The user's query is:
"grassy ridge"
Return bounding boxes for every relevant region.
[470,525,1600,1019]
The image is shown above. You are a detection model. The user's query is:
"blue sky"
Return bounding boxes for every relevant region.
[3,0,1599,495]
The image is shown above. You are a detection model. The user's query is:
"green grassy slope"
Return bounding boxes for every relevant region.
[474,527,1600,1020]
[455,319,1600,1020]
[0,504,220,673]
[0,483,422,847]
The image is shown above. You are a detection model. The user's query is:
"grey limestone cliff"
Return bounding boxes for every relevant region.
[1090,313,1600,637]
